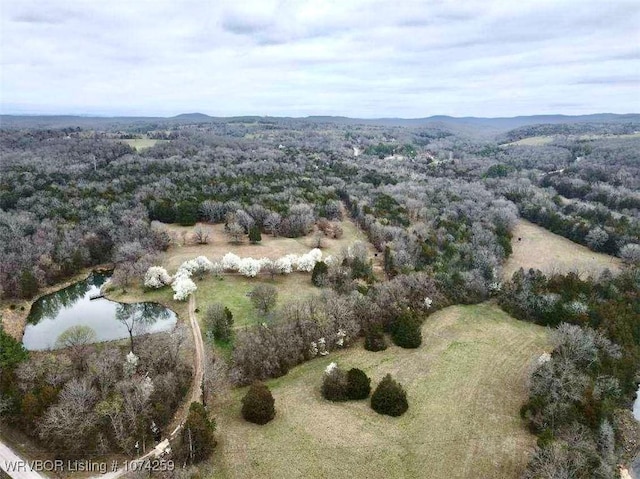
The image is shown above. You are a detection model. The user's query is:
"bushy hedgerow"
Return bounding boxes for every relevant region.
[346,368,371,400]
[241,382,275,425]
[364,326,388,352]
[370,374,408,417]
[391,310,422,349]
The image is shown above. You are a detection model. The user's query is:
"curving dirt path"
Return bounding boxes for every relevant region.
[187,294,205,405]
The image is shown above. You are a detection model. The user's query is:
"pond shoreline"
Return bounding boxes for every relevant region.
[0,264,114,342]
[22,272,177,351]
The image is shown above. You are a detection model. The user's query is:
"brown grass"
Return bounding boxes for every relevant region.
[204,303,549,479]
[503,219,621,281]
[153,218,378,273]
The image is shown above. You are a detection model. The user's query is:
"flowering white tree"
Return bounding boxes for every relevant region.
[423,297,433,309]
[124,351,139,377]
[239,257,261,277]
[144,266,172,289]
[275,255,296,274]
[336,329,346,347]
[177,256,214,278]
[325,362,338,375]
[537,352,551,366]
[317,337,328,356]
[296,248,322,272]
[221,252,241,271]
[172,273,197,301]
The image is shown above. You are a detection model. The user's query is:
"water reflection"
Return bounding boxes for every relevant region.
[23,273,176,351]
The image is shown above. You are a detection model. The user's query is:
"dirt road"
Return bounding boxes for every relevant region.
[0,442,45,479]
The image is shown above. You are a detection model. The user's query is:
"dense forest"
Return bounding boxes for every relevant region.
[0,115,639,477]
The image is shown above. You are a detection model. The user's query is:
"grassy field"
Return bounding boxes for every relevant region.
[502,136,554,146]
[154,219,374,273]
[195,274,320,330]
[502,219,621,280]
[106,219,367,340]
[120,137,168,150]
[205,303,549,479]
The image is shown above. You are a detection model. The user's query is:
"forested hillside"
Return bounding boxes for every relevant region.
[1,116,638,478]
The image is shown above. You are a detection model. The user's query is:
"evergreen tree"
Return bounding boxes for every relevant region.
[346,368,371,400]
[241,382,275,425]
[311,261,328,287]
[383,245,396,278]
[391,310,422,349]
[175,402,217,464]
[321,364,348,401]
[248,226,262,244]
[370,374,408,417]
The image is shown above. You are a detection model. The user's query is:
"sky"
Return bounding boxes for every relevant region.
[1,0,639,118]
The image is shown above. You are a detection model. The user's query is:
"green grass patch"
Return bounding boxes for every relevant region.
[195,274,320,330]
[209,303,549,479]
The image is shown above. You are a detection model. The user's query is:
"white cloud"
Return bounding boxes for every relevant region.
[1,0,638,116]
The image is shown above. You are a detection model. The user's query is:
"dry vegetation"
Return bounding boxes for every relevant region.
[207,303,549,479]
[502,219,622,280]
[120,137,167,150]
[153,218,375,272]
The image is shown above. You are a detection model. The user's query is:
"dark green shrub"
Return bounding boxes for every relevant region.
[249,226,262,244]
[346,368,371,400]
[241,382,275,425]
[391,311,422,349]
[174,402,216,464]
[536,428,554,448]
[370,374,408,417]
[311,261,328,287]
[321,363,348,401]
[204,303,234,343]
[364,327,388,352]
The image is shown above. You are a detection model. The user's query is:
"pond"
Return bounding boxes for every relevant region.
[22,273,177,351]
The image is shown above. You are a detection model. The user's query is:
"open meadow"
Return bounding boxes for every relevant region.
[206,303,549,479]
[119,137,168,150]
[153,218,375,272]
[502,219,622,280]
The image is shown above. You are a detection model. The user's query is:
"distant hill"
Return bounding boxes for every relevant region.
[171,112,212,120]
[305,113,640,130]
[1,112,638,134]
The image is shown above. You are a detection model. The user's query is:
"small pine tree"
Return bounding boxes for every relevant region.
[346,368,371,400]
[248,226,262,244]
[370,374,408,417]
[364,326,388,352]
[241,382,275,425]
[391,310,422,349]
[175,402,216,464]
[383,245,396,278]
[311,261,328,287]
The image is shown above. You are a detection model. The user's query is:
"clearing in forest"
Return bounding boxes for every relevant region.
[120,137,167,150]
[501,135,554,146]
[207,303,549,479]
[502,219,621,280]
[154,218,375,272]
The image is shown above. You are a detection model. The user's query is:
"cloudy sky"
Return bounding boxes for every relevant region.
[1,0,638,117]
